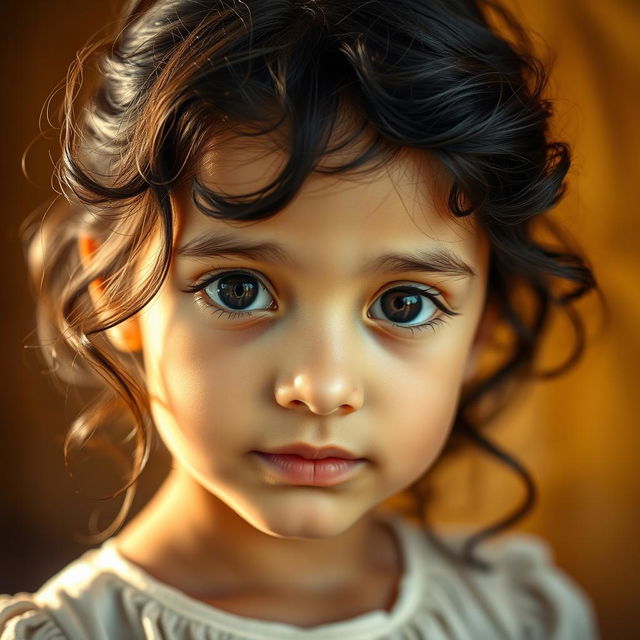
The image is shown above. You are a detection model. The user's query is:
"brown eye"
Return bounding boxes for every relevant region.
[210,273,261,310]
[194,270,276,317]
[380,289,427,323]
[368,285,460,334]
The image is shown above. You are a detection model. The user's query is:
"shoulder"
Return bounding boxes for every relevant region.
[481,532,599,639]
[421,528,600,640]
[0,594,65,639]
[0,545,147,639]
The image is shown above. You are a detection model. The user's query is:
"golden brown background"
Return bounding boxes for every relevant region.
[1,1,638,638]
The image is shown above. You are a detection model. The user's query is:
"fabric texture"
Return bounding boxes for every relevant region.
[0,515,599,639]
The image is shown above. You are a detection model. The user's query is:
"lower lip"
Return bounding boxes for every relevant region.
[253,452,366,487]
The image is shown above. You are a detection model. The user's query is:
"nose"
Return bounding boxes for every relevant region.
[272,302,366,416]
[275,372,364,416]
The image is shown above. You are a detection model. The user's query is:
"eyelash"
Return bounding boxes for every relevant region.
[183,269,461,336]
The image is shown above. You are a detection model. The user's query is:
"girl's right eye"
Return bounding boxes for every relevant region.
[188,269,278,319]
[182,269,461,334]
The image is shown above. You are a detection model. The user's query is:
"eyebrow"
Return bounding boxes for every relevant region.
[176,232,476,278]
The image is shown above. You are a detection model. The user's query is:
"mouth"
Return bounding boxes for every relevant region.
[251,451,367,487]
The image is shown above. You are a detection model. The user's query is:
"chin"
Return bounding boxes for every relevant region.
[243,502,364,540]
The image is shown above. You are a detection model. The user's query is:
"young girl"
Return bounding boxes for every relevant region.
[2,0,602,637]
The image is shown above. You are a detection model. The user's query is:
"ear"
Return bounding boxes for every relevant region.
[463,299,498,384]
[77,233,143,353]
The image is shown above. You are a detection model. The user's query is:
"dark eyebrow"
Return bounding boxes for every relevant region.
[176,232,476,278]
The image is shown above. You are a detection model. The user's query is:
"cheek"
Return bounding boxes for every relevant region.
[141,301,263,469]
[377,335,470,480]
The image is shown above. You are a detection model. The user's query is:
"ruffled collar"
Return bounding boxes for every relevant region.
[95,513,426,638]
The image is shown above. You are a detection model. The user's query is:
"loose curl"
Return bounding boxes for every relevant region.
[21,0,603,571]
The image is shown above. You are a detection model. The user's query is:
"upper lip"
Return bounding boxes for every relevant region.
[257,443,363,460]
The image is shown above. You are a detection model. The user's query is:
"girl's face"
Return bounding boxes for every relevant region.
[132,133,490,540]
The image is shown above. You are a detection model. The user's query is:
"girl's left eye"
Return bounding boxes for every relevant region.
[182,269,461,335]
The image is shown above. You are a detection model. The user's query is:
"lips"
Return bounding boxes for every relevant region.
[251,442,367,486]
[252,452,366,487]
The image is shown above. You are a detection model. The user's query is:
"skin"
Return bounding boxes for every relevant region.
[78,130,491,626]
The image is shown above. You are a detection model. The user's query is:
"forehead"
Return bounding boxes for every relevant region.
[170,131,488,277]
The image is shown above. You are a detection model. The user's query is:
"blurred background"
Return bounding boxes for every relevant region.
[1,1,638,638]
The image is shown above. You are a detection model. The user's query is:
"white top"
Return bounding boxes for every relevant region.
[0,515,599,639]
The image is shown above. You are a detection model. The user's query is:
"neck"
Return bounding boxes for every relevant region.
[115,465,401,596]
